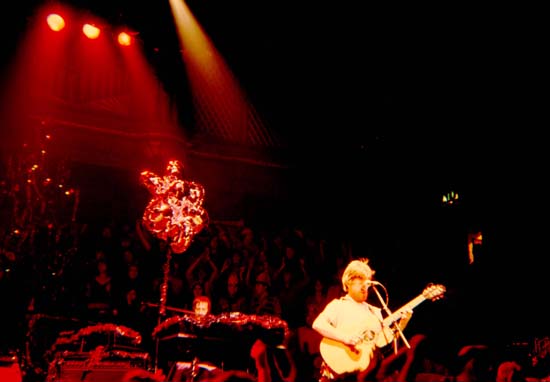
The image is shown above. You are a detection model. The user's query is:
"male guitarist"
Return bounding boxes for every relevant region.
[311,258,413,382]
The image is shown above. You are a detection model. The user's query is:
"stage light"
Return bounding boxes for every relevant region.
[46,13,65,32]
[117,31,132,46]
[82,23,100,39]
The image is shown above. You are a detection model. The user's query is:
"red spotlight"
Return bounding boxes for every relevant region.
[82,23,101,39]
[46,13,66,32]
[117,31,132,46]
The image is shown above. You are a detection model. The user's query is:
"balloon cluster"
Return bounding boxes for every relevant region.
[140,160,208,254]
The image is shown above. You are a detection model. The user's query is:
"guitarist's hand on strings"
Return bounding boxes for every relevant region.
[344,333,363,348]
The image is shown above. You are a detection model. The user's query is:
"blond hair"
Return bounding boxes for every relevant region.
[341,258,375,292]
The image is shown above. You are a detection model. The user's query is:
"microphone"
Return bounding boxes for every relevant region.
[366,280,383,286]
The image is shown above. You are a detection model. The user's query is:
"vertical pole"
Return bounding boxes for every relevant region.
[154,245,172,373]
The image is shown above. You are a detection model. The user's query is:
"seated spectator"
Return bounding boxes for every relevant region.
[213,271,248,314]
[248,272,281,317]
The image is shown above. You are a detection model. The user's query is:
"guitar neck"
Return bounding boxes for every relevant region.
[383,294,426,325]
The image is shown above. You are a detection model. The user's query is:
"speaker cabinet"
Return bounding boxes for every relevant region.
[50,360,149,382]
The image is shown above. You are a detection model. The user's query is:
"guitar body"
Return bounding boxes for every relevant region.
[319,337,376,375]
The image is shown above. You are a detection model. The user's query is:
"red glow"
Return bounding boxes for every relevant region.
[117,32,132,46]
[46,13,65,32]
[1,2,185,172]
[82,23,100,39]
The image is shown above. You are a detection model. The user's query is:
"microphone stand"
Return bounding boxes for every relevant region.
[154,244,173,374]
[370,283,410,354]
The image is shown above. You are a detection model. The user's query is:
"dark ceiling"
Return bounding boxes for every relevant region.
[5,2,543,150]
[3,1,546,227]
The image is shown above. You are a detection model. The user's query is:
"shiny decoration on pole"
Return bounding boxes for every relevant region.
[140,160,208,254]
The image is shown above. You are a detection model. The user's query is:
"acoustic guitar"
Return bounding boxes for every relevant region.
[319,283,446,375]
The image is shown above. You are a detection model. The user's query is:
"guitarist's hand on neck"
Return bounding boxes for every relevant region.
[397,309,413,331]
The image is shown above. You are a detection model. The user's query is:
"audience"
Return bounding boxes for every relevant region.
[2,217,549,382]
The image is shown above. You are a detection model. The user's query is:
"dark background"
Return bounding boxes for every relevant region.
[2,1,548,346]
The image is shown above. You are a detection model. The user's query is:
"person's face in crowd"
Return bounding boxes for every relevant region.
[218,230,230,246]
[285,246,296,259]
[193,283,204,297]
[209,236,219,250]
[127,289,137,304]
[227,275,239,296]
[283,271,292,284]
[102,226,112,238]
[123,250,134,264]
[254,281,268,297]
[128,264,139,280]
[232,252,241,265]
[315,280,323,293]
[97,260,108,274]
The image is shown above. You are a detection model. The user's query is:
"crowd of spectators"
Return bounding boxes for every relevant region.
[1,217,550,382]
[1,217,349,380]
